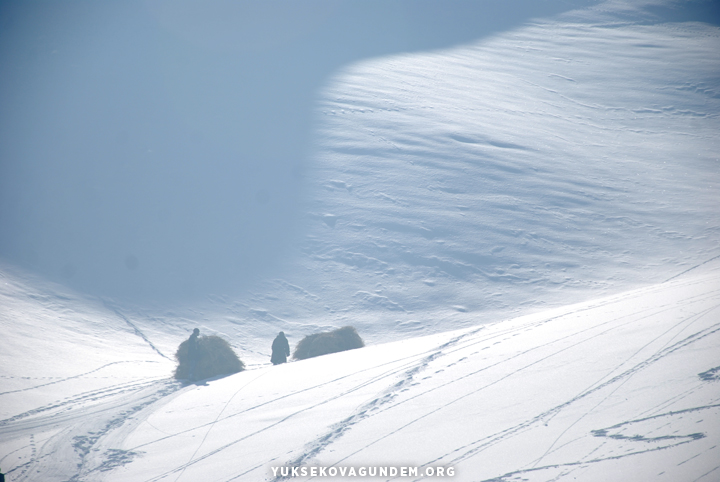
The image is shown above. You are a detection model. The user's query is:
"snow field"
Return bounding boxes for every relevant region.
[97,264,720,482]
[1,1,719,480]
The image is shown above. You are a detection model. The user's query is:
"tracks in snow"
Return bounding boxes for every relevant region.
[1,377,183,482]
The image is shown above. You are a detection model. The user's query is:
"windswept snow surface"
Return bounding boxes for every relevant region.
[2,257,718,481]
[104,264,720,482]
[130,0,720,350]
[2,1,720,481]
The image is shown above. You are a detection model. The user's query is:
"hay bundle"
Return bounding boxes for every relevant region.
[293,326,364,360]
[174,335,244,381]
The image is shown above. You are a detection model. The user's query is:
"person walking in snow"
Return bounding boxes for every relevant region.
[271,331,290,365]
[187,328,201,379]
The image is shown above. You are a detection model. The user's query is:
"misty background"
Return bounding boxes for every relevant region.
[2,0,716,303]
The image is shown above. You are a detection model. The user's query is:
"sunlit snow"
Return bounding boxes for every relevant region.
[1,1,719,481]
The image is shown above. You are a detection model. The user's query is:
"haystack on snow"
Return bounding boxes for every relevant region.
[174,335,244,381]
[293,326,364,360]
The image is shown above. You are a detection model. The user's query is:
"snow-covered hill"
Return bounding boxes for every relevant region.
[289,3,720,329]
[114,0,719,353]
[99,263,720,482]
[1,0,719,481]
[1,255,719,481]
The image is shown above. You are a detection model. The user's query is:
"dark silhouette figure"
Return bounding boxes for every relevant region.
[1,467,5,482]
[271,331,290,365]
[187,328,200,379]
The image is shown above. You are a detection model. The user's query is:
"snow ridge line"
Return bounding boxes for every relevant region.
[103,300,170,360]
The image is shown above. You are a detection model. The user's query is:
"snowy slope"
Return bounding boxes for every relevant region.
[0,267,175,480]
[1,0,720,481]
[110,263,720,482]
[114,0,720,354]
[2,259,718,481]
[290,4,720,323]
